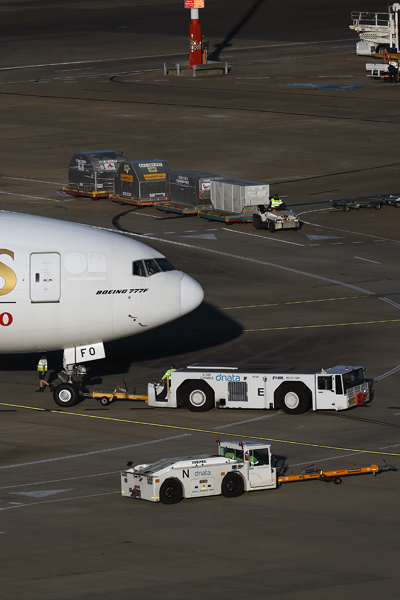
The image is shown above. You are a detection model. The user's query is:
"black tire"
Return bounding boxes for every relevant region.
[181,380,215,412]
[221,472,244,498]
[253,214,263,230]
[159,479,183,504]
[333,477,342,485]
[375,202,382,210]
[100,396,111,406]
[53,383,80,407]
[395,201,400,208]
[376,44,388,55]
[268,221,276,233]
[343,205,350,212]
[275,382,312,414]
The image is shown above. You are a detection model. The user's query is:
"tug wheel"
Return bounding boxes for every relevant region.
[182,380,215,412]
[221,472,244,498]
[100,396,111,406]
[253,214,263,230]
[160,479,183,504]
[333,477,342,485]
[276,382,311,414]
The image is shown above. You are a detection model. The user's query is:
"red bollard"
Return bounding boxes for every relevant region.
[189,15,202,68]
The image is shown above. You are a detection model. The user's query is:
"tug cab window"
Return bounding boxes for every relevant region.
[250,448,270,466]
[318,376,333,391]
[219,446,244,461]
[133,258,177,277]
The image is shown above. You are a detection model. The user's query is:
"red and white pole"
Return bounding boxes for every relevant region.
[189,8,202,69]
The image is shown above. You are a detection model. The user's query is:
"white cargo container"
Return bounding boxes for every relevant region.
[211,178,270,213]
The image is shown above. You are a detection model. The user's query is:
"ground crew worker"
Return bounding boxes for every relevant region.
[388,59,399,83]
[158,364,176,399]
[270,194,285,210]
[36,353,53,392]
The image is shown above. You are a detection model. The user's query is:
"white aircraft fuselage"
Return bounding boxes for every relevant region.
[0,211,204,354]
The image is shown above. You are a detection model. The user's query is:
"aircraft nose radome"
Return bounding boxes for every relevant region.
[180,274,204,316]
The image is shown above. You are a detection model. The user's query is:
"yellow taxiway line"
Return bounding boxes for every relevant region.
[244,318,400,332]
[1,402,399,457]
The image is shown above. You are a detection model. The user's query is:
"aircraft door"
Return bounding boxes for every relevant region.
[30,253,61,303]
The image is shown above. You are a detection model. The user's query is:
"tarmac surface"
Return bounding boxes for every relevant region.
[0,1,399,599]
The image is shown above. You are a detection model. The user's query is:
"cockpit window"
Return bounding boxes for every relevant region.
[133,260,147,277]
[156,258,177,272]
[133,258,177,277]
[144,259,160,276]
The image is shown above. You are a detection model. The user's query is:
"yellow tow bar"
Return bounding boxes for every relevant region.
[277,463,394,485]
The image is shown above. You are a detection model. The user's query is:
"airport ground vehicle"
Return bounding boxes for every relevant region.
[147,364,369,414]
[252,204,300,232]
[350,4,400,56]
[331,195,400,211]
[121,439,392,504]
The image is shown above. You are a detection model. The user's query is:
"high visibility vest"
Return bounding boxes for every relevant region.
[389,60,398,68]
[271,197,282,208]
[37,358,47,372]
[162,368,176,381]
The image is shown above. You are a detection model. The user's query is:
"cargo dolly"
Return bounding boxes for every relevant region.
[62,186,111,200]
[198,205,255,223]
[154,201,199,215]
[110,195,164,207]
[331,194,400,211]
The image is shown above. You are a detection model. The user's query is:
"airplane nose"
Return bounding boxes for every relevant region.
[180,274,204,316]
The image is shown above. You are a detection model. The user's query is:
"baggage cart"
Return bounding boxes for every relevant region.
[63,150,125,198]
[111,159,171,206]
[331,194,400,211]
[156,170,223,214]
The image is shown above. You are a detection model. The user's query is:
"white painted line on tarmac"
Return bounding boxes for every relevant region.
[0,491,118,511]
[218,412,281,429]
[289,452,367,467]
[0,433,190,470]
[1,176,63,185]
[222,228,305,246]
[0,191,61,202]
[379,297,400,310]
[129,212,162,219]
[373,365,400,382]
[354,256,381,264]
[300,215,397,243]
[99,226,375,295]
[0,471,120,491]
[0,39,353,72]
[379,444,400,449]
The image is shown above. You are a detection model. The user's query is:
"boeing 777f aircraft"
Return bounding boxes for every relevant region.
[0,211,204,404]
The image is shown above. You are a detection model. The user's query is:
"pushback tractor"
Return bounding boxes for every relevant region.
[148,364,369,414]
[121,439,395,504]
